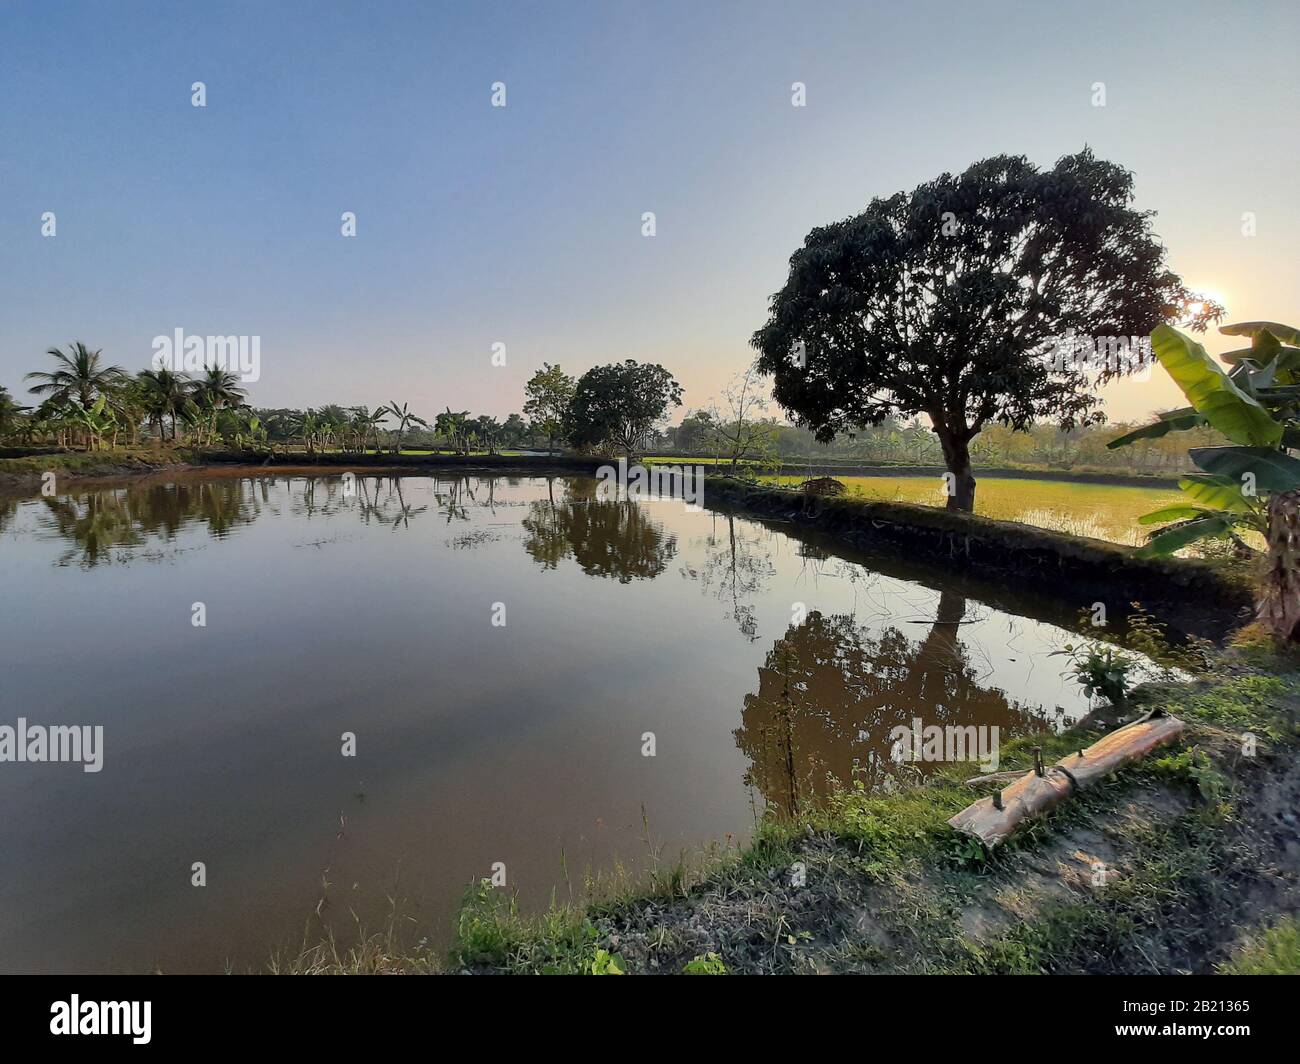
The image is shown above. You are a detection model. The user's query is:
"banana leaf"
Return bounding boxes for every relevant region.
[1176,474,1253,512]
[1138,504,1212,525]
[1220,321,1300,346]
[1136,514,1235,558]
[1189,446,1300,493]
[1106,407,1203,449]
[1150,324,1281,447]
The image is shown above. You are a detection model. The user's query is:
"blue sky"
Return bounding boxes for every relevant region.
[1,0,1297,422]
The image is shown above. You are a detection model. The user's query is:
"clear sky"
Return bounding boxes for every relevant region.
[2,0,1297,425]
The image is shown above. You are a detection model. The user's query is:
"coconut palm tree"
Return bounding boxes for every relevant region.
[0,385,30,442]
[25,343,126,409]
[190,367,247,446]
[136,368,193,441]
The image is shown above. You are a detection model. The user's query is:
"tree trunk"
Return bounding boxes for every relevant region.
[936,429,976,512]
[1260,488,1300,641]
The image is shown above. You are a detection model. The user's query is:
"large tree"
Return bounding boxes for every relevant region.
[566,360,683,457]
[752,150,1220,511]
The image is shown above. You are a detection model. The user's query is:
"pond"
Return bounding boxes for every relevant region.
[0,471,1101,972]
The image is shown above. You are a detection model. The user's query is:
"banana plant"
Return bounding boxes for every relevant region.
[72,396,119,452]
[384,402,428,454]
[1111,321,1300,639]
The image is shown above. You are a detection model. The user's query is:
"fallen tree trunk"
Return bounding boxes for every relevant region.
[948,710,1186,848]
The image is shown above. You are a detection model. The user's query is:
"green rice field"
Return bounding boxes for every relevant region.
[760,475,1183,546]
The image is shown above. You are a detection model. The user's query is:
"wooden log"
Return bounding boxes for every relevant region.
[963,770,1026,787]
[948,710,1186,848]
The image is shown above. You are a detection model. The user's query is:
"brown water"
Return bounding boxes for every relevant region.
[0,472,1095,973]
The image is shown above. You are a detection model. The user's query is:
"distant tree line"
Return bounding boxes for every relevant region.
[660,414,1228,475]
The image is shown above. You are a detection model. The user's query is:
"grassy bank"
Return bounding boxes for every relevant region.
[0,447,607,489]
[0,446,200,486]
[277,630,1300,975]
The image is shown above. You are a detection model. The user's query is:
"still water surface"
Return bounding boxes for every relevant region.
[0,472,1096,972]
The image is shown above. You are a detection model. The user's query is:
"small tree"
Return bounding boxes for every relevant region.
[751,150,1220,511]
[713,363,774,469]
[566,360,683,458]
[523,363,575,457]
[501,413,528,449]
[674,409,717,455]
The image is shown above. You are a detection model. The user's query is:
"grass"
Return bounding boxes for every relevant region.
[1220,918,1300,974]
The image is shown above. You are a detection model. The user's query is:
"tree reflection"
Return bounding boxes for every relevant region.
[354,476,429,530]
[733,591,1050,812]
[681,513,777,641]
[29,474,436,565]
[522,479,677,582]
[37,480,264,567]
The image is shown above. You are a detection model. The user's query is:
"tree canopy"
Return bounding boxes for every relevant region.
[566,360,683,456]
[751,149,1221,509]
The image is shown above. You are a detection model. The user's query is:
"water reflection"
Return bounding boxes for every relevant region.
[681,513,777,640]
[733,591,1053,812]
[16,474,688,585]
[1,470,1102,972]
[33,480,266,567]
[521,478,677,582]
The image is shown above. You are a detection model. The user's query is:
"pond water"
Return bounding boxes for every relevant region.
[0,471,1099,973]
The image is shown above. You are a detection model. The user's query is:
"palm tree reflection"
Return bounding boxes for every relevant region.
[30,473,437,565]
[36,480,264,567]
